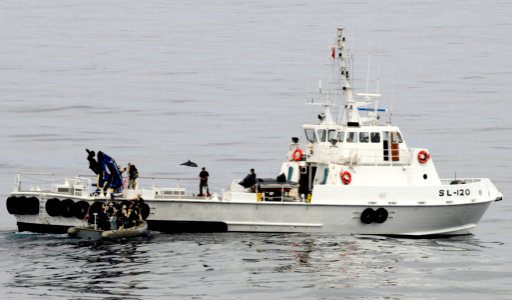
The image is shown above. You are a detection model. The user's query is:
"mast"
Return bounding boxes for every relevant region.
[333,28,361,126]
[334,28,387,127]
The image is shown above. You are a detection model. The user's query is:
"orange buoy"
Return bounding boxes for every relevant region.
[292,149,303,161]
[340,171,352,185]
[417,150,430,164]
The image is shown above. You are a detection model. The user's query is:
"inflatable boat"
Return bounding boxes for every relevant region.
[68,221,148,241]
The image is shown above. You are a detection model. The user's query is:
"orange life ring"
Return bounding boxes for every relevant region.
[340,171,352,185]
[417,150,430,164]
[292,149,303,161]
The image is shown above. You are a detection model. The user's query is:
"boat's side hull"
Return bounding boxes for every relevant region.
[8,189,495,236]
[144,199,492,236]
[17,222,70,234]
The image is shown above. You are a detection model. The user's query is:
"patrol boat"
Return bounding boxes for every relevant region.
[5,28,503,236]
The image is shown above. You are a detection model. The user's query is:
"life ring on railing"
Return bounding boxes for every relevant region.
[340,171,352,185]
[417,150,430,164]
[292,149,303,161]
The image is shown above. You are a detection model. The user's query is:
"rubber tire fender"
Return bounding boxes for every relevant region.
[26,197,40,215]
[73,201,90,219]
[88,201,104,224]
[360,208,375,224]
[140,202,150,220]
[45,198,62,217]
[6,196,20,215]
[374,208,388,223]
[60,199,75,218]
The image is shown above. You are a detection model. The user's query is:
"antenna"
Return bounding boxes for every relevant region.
[376,51,381,94]
[365,51,372,95]
[389,79,395,124]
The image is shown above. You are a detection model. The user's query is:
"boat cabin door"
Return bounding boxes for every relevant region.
[299,164,316,199]
[383,131,400,162]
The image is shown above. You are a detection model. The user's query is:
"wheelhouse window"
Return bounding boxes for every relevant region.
[338,131,345,143]
[393,132,404,143]
[317,129,327,142]
[359,132,369,143]
[328,130,337,143]
[371,132,381,143]
[305,128,317,143]
[346,132,358,143]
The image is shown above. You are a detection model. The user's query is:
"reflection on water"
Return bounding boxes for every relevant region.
[0,231,509,299]
[4,233,153,299]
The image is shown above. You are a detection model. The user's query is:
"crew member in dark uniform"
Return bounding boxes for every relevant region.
[240,168,257,188]
[127,163,139,189]
[198,167,209,196]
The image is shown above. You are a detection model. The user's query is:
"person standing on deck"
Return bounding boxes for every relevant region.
[127,163,139,189]
[198,167,210,196]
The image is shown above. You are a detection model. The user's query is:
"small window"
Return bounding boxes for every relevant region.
[287,166,293,182]
[397,132,403,143]
[359,132,369,143]
[371,132,381,143]
[392,132,404,143]
[305,128,317,143]
[338,131,345,143]
[328,130,337,142]
[346,132,358,143]
[321,168,329,184]
[318,129,327,142]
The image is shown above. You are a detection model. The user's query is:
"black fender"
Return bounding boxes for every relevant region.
[73,201,90,219]
[60,199,75,218]
[374,208,388,223]
[45,198,62,217]
[26,197,40,215]
[140,202,150,220]
[88,202,104,224]
[360,208,375,224]
[6,196,20,215]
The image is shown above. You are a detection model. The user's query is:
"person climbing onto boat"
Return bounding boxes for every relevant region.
[97,203,111,230]
[239,168,257,189]
[106,202,118,230]
[198,167,210,196]
[117,204,128,229]
[126,203,140,228]
[127,163,139,189]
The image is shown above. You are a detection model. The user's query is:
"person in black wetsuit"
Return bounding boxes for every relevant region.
[117,204,128,229]
[97,203,111,230]
[198,167,209,196]
[239,168,257,188]
[127,163,139,189]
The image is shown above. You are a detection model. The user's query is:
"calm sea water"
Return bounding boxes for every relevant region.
[0,0,511,299]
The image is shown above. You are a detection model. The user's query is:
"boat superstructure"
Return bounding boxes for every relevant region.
[5,28,503,236]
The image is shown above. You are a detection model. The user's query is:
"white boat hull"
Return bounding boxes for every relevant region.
[144,199,492,236]
[8,177,500,237]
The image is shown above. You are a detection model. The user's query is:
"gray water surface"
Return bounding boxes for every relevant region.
[0,0,511,299]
